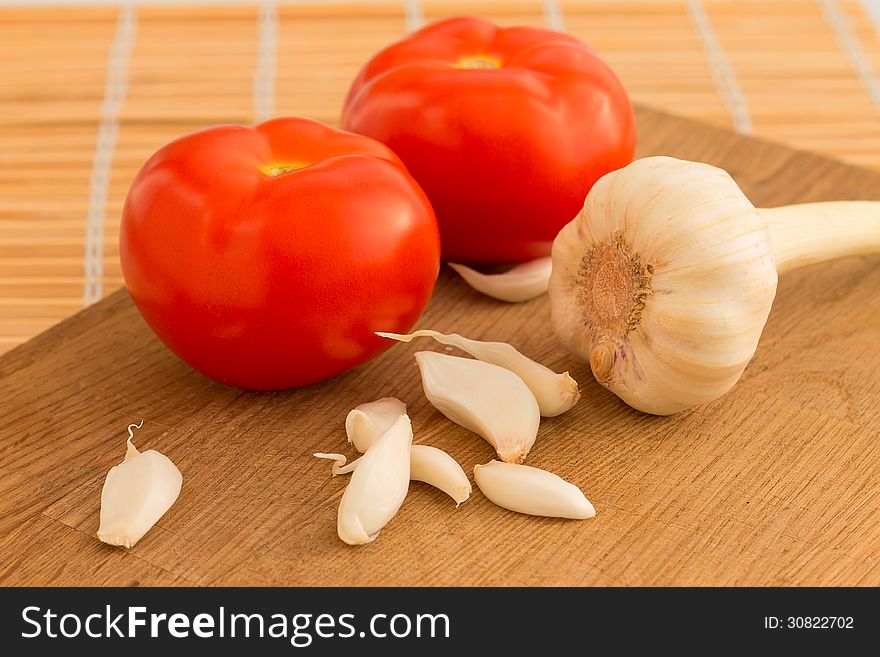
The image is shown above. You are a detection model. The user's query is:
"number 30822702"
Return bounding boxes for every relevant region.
[764,617,854,629]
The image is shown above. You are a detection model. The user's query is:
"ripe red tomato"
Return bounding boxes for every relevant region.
[342,16,636,264]
[120,117,440,390]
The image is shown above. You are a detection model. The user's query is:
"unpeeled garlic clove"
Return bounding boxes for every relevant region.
[414,351,540,464]
[377,330,580,417]
[336,413,413,545]
[97,422,183,548]
[341,397,471,506]
[448,257,551,303]
[344,397,407,452]
[473,460,595,519]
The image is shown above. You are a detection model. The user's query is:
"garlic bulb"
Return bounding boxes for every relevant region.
[336,413,413,545]
[449,257,551,302]
[378,330,579,416]
[97,422,182,548]
[473,460,595,519]
[414,351,540,463]
[550,156,880,415]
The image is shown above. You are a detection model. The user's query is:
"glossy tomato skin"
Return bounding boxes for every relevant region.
[342,16,636,263]
[120,117,440,390]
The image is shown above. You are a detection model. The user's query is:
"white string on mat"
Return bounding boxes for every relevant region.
[254,2,279,123]
[83,5,137,307]
[860,0,880,38]
[685,0,753,135]
[821,0,880,110]
[403,0,424,33]
[542,0,566,32]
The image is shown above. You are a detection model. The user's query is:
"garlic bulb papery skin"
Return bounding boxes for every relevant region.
[378,330,579,417]
[97,434,183,548]
[337,413,412,545]
[344,397,471,505]
[414,351,540,464]
[448,257,551,303]
[345,397,407,452]
[473,460,595,519]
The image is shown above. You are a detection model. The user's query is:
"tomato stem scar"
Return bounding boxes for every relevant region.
[261,163,308,176]
[453,55,502,70]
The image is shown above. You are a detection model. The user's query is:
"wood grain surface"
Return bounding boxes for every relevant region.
[1,106,879,586]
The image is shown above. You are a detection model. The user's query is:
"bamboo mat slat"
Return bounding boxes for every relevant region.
[2,0,880,354]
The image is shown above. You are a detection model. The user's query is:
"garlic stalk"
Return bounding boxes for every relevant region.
[414,351,540,464]
[336,413,413,545]
[377,330,579,416]
[549,156,880,415]
[97,422,182,548]
[321,398,472,506]
[473,460,595,519]
[449,257,551,303]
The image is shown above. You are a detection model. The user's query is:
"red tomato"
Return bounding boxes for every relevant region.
[342,16,636,263]
[120,117,440,390]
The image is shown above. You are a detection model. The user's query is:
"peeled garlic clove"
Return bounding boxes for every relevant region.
[449,257,551,303]
[410,445,471,506]
[473,460,595,519]
[337,413,413,545]
[414,351,540,464]
[339,398,471,506]
[97,425,182,549]
[345,397,407,452]
[320,445,471,506]
[378,330,579,417]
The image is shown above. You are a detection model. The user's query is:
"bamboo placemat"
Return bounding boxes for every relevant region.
[3,0,880,355]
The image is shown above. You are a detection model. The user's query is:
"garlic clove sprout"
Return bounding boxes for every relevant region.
[344,397,407,452]
[336,413,413,545]
[97,422,182,548]
[409,445,471,506]
[377,330,579,417]
[414,351,540,464]
[449,257,551,303]
[473,460,595,519]
[314,452,361,475]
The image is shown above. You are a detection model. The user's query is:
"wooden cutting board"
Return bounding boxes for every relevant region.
[1,106,878,587]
